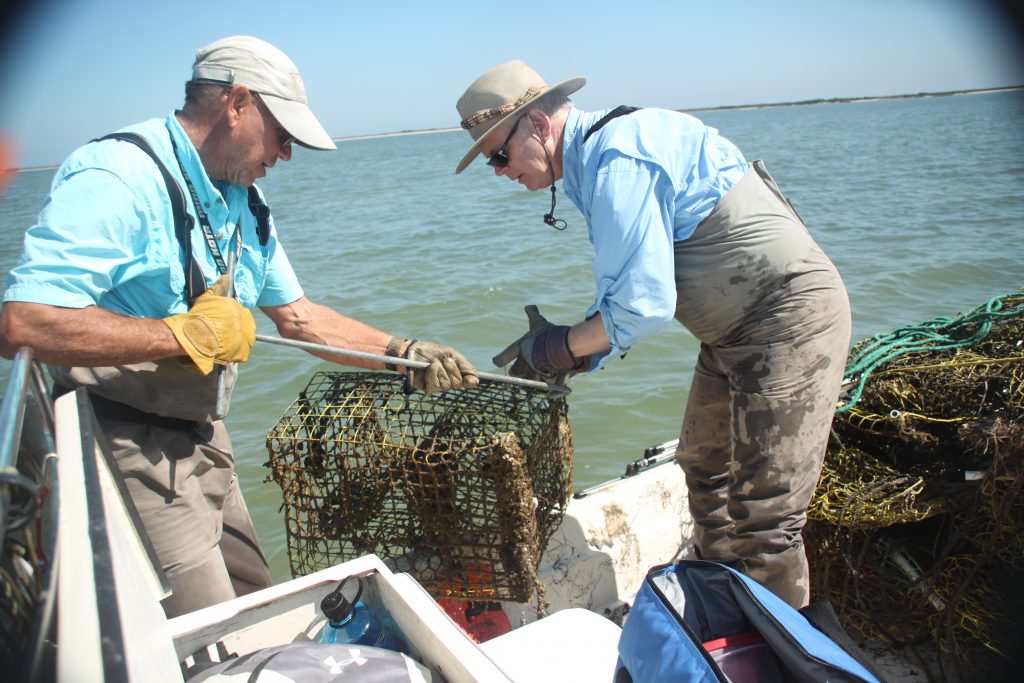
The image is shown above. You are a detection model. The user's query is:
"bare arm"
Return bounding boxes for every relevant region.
[260,296,409,370]
[568,313,612,357]
[0,301,184,364]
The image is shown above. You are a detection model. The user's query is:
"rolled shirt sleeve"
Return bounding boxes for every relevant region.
[583,154,678,370]
[255,226,303,308]
[5,160,175,316]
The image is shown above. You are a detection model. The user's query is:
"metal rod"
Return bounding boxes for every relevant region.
[215,251,238,416]
[254,334,570,396]
[0,348,32,470]
[0,348,33,552]
[573,438,680,499]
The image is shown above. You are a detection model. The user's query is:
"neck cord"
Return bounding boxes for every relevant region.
[168,136,242,277]
[530,116,567,231]
[544,183,566,231]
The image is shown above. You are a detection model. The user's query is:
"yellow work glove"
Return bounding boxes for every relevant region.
[404,340,480,395]
[161,275,255,375]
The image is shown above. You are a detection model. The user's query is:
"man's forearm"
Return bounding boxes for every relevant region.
[0,301,183,365]
[568,313,612,357]
[261,296,398,370]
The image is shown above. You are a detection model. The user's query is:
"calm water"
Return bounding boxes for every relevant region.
[1,91,1022,580]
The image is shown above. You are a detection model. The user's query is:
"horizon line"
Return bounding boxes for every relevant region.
[6,85,1021,173]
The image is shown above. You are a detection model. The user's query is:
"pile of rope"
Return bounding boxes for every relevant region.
[265,372,573,604]
[806,290,1024,677]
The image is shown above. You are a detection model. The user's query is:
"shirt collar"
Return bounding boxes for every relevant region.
[164,112,240,226]
[561,107,585,207]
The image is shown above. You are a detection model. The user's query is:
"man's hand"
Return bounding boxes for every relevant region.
[405,341,480,395]
[492,305,587,384]
[162,275,255,374]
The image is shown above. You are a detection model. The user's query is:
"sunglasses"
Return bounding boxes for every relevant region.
[254,93,295,150]
[486,115,524,168]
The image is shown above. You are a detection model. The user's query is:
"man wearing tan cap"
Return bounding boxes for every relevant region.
[454,60,850,609]
[0,36,477,616]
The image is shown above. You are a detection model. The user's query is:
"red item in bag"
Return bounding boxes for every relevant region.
[703,631,786,682]
[438,599,514,643]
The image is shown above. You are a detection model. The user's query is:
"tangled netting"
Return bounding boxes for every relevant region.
[265,372,572,603]
[807,290,1024,679]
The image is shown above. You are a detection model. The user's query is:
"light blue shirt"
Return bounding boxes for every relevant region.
[561,107,748,369]
[3,113,303,318]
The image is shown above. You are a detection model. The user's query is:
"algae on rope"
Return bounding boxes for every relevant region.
[808,290,1024,678]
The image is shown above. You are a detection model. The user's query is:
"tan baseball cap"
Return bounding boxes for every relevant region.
[192,35,336,151]
[455,60,585,173]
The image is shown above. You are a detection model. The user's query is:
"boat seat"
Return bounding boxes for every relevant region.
[480,608,622,682]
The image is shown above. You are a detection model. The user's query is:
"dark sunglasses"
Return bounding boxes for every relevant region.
[486,115,524,168]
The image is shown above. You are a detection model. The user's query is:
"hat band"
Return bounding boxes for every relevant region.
[461,87,543,130]
[192,64,235,84]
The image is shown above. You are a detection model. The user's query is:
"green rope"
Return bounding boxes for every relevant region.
[837,290,1024,413]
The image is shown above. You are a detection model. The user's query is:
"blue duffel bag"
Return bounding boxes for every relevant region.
[615,560,883,683]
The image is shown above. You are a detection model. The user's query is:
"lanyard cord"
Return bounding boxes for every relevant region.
[544,184,567,231]
[528,116,567,231]
[169,137,242,277]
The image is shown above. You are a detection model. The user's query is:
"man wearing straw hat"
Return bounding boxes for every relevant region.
[0,36,478,617]
[454,60,851,608]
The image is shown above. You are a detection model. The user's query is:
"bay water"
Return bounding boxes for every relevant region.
[1,90,1021,580]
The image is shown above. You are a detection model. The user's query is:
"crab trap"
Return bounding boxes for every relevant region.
[265,371,573,603]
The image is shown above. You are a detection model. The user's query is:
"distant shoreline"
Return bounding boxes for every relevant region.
[333,85,1023,143]
[684,84,1023,113]
[8,85,1022,171]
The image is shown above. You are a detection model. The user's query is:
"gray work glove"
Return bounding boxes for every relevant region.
[404,340,480,395]
[492,305,587,385]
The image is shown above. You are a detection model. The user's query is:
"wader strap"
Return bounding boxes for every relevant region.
[96,132,207,306]
[583,106,641,144]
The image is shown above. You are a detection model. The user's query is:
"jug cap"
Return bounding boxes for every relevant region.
[320,575,363,623]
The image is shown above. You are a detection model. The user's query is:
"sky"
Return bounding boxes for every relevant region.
[0,0,1021,169]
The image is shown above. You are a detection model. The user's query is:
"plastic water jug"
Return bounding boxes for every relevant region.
[317,575,398,651]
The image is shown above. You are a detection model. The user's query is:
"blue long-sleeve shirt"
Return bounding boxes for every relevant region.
[4,113,304,317]
[561,107,748,369]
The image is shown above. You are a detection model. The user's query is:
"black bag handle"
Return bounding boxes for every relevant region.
[799,601,886,682]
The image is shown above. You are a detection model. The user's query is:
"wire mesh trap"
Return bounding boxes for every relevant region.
[265,371,573,603]
[807,290,1024,678]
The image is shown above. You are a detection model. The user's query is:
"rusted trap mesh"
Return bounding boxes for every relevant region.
[265,371,573,603]
[807,290,1024,676]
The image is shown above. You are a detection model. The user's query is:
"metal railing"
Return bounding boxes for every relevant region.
[0,348,55,550]
[0,348,58,679]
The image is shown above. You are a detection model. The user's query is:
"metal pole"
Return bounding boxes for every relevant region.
[254,334,570,396]
[0,348,32,470]
[214,251,237,417]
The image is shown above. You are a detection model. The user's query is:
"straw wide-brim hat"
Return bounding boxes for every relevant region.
[455,60,585,173]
